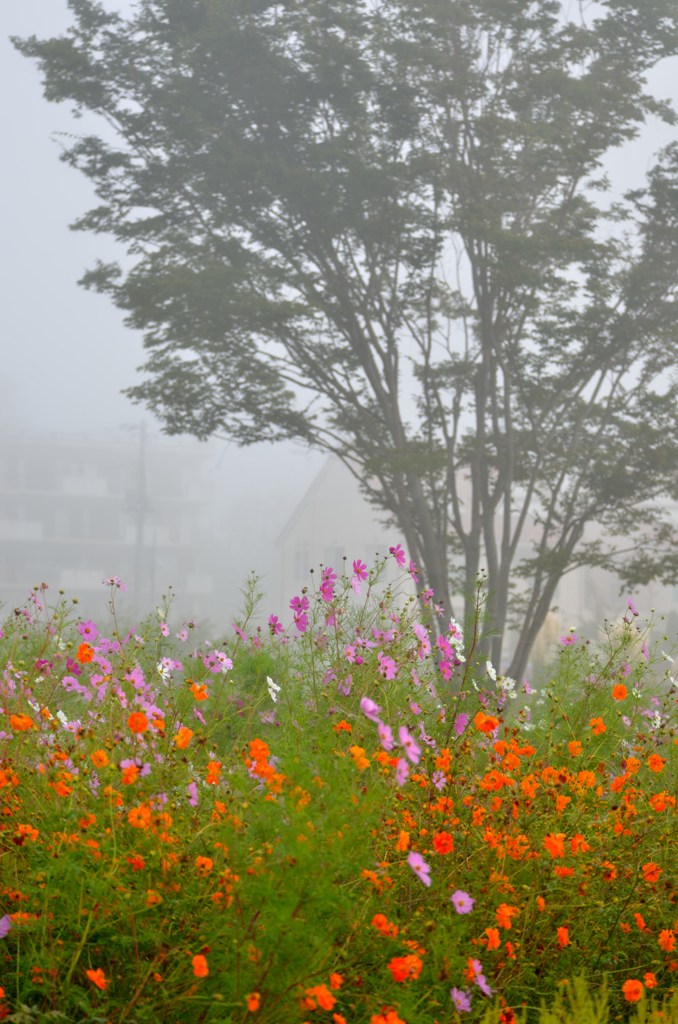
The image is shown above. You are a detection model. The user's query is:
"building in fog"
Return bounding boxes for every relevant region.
[277,458,408,604]
[0,428,219,620]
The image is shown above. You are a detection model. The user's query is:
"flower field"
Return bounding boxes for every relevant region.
[2,557,678,1022]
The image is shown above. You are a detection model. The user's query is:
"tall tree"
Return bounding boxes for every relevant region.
[15,0,678,677]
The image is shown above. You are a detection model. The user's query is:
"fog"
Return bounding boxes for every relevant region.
[2,0,678,645]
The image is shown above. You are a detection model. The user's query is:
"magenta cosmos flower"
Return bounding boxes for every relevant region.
[389,543,406,567]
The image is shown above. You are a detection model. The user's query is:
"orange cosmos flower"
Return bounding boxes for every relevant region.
[570,833,590,854]
[127,855,145,872]
[306,984,337,1010]
[10,714,34,732]
[195,856,213,875]
[192,954,209,978]
[76,642,94,664]
[175,727,194,750]
[537,896,546,911]
[91,749,109,768]
[611,683,627,701]
[388,954,423,982]
[622,979,643,1002]
[634,913,646,932]
[333,719,352,734]
[644,972,657,989]
[349,745,370,770]
[432,831,454,854]
[543,832,566,859]
[556,927,570,948]
[127,711,148,734]
[659,930,676,952]
[190,682,209,701]
[86,968,107,990]
[372,913,398,938]
[496,904,519,929]
[127,804,152,829]
[246,992,261,1011]
[206,761,222,784]
[145,890,163,906]
[602,861,617,881]
[568,740,582,756]
[329,973,343,990]
[554,866,574,878]
[395,831,410,852]
[475,711,500,734]
[371,1012,406,1024]
[647,754,666,773]
[642,862,662,883]
[333,1016,348,1024]
[121,765,139,785]
[590,717,606,735]
[485,927,501,950]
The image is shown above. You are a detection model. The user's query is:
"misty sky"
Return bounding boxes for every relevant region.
[2,1,678,602]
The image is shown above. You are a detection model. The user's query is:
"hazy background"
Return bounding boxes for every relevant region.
[2,0,678,637]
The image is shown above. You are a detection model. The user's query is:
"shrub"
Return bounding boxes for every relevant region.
[0,564,677,1023]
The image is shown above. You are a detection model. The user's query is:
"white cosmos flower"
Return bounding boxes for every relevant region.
[486,660,497,682]
[267,676,281,703]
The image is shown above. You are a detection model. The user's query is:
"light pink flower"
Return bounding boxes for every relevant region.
[377,720,394,751]
[360,696,381,722]
[399,725,421,764]
[407,850,431,886]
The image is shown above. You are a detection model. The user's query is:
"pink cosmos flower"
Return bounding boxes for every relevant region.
[160,622,170,637]
[432,770,446,790]
[77,620,100,642]
[177,628,189,641]
[389,543,406,567]
[377,720,395,751]
[337,675,352,696]
[294,612,309,632]
[451,988,472,1012]
[451,890,475,914]
[407,850,431,887]
[467,960,493,997]
[102,575,127,591]
[396,758,409,785]
[560,634,578,646]
[408,560,419,582]
[399,725,421,764]
[268,615,284,635]
[628,598,639,616]
[352,559,368,581]
[290,595,310,613]
[360,696,381,722]
[187,781,199,808]
[410,702,422,715]
[378,652,397,680]
[454,713,469,736]
[0,914,11,938]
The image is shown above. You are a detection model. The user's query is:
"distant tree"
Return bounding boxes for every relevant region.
[15,0,678,677]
